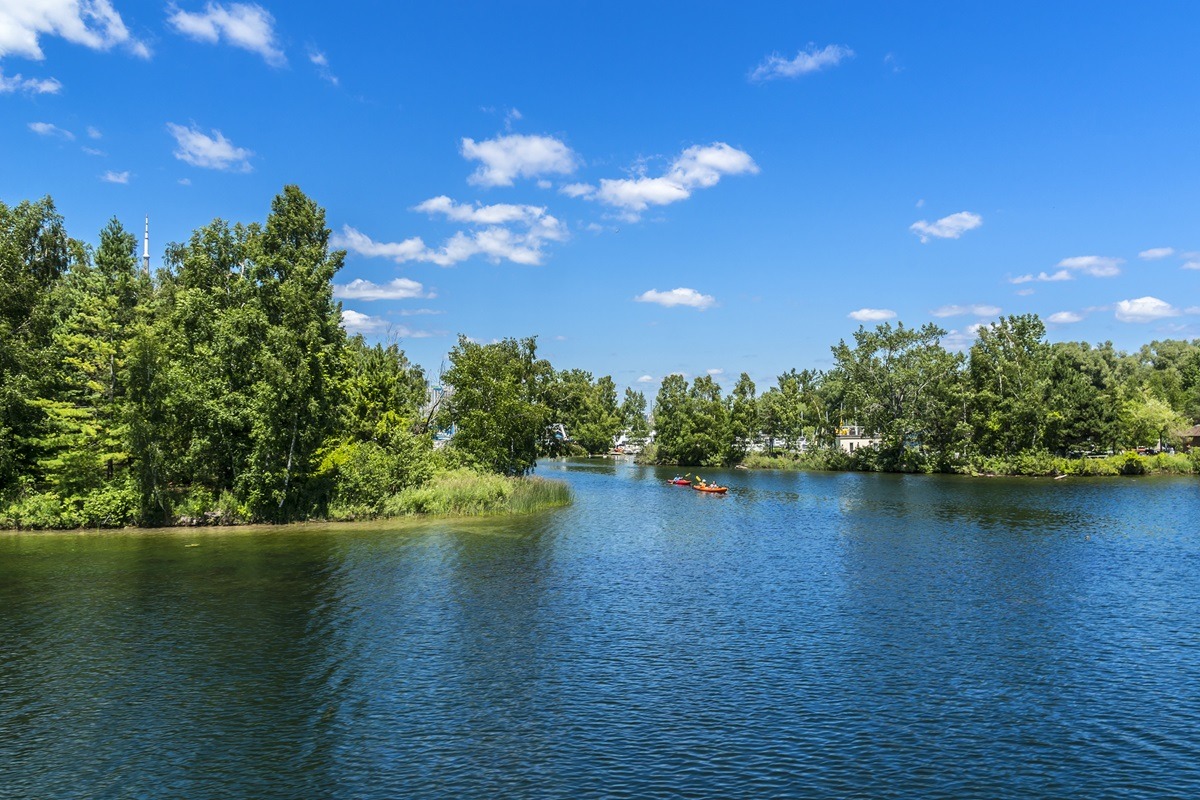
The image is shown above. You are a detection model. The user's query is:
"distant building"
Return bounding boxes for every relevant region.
[835,424,880,454]
[1183,424,1200,452]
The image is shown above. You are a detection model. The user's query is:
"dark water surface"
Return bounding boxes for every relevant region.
[2,462,1199,798]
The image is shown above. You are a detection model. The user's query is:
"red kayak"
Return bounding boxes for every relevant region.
[669,478,691,485]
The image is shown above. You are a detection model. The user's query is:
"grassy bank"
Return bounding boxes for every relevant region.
[739,447,1199,477]
[0,468,572,530]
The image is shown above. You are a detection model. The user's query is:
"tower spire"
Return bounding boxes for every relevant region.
[143,215,150,275]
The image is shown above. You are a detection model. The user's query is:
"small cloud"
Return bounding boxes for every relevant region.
[100,170,130,184]
[28,121,74,140]
[396,308,443,317]
[166,122,253,172]
[82,146,106,156]
[1186,306,1200,315]
[1182,260,1200,271]
[536,179,551,189]
[167,2,286,66]
[750,43,854,82]
[910,211,982,243]
[707,368,724,376]
[1057,255,1122,277]
[340,309,389,334]
[848,308,896,322]
[0,70,62,95]
[915,198,925,208]
[308,47,338,85]
[461,133,579,187]
[1009,270,1072,284]
[178,177,192,186]
[1047,311,1083,324]
[560,182,595,198]
[1114,296,1180,323]
[941,323,986,351]
[634,287,716,310]
[554,334,566,341]
[884,53,903,73]
[931,304,1001,318]
[636,375,654,383]
[332,278,433,301]
[1139,247,1175,260]
[87,126,102,139]
[1015,288,1034,296]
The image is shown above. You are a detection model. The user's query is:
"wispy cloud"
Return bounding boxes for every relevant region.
[1009,269,1072,284]
[750,43,854,82]
[167,2,285,66]
[0,0,149,60]
[28,121,73,140]
[1047,311,1083,324]
[1182,260,1200,271]
[931,304,1001,318]
[634,287,716,310]
[1138,247,1174,260]
[636,375,654,383]
[910,211,982,243]
[461,133,579,187]
[308,47,338,85]
[86,125,102,139]
[0,69,61,94]
[332,278,432,301]
[941,323,986,352]
[576,143,758,220]
[1114,296,1180,323]
[166,122,253,171]
[100,170,129,184]
[848,308,896,322]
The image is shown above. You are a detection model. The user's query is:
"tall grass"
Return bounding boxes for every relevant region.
[379,468,571,517]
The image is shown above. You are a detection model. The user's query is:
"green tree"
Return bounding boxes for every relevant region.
[968,314,1051,455]
[620,387,650,443]
[442,335,551,475]
[727,372,758,462]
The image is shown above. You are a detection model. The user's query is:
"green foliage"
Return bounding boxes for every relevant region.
[442,335,551,475]
[372,468,570,517]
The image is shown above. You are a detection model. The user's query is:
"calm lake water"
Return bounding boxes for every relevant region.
[2,461,1199,799]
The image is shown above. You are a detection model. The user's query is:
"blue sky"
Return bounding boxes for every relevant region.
[3,2,1199,394]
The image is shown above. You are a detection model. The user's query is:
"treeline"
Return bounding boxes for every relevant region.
[648,319,1200,474]
[0,188,573,528]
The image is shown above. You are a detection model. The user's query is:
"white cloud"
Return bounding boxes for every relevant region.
[910,211,982,243]
[308,47,337,84]
[1057,255,1122,277]
[167,2,285,66]
[750,43,854,81]
[1138,247,1174,260]
[707,368,724,375]
[333,222,560,268]
[1187,307,1200,315]
[82,146,105,156]
[28,121,73,139]
[340,309,388,335]
[0,69,61,94]
[1047,311,1083,324]
[0,0,148,60]
[634,287,716,310]
[560,182,595,198]
[931,304,1001,318]
[100,170,129,184]
[338,194,568,268]
[1015,288,1034,296]
[178,177,191,186]
[1182,260,1200,271]
[461,133,578,186]
[591,143,758,219]
[86,125,101,139]
[941,323,986,352]
[636,375,654,383]
[1009,269,1072,284]
[1114,296,1180,323]
[848,308,896,321]
[166,122,253,171]
[332,278,432,301]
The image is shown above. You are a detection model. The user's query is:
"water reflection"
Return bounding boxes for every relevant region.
[2,467,1198,798]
